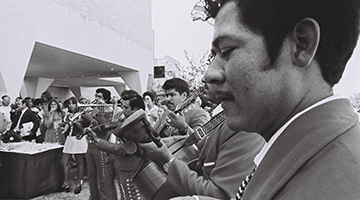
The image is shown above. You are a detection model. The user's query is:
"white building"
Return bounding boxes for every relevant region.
[0,0,154,101]
[153,55,181,88]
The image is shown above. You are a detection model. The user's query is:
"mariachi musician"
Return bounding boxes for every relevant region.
[153,78,210,137]
[139,82,265,199]
[84,90,144,200]
[83,88,122,200]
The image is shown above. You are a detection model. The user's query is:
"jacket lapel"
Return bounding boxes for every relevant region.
[243,99,358,200]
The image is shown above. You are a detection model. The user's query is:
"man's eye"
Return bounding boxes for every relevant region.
[220,47,235,58]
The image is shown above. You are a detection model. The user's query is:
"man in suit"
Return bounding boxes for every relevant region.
[186,0,360,199]
[10,98,40,141]
[140,82,265,199]
[153,78,210,137]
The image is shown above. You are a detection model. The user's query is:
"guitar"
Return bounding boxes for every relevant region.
[156,91,199,137]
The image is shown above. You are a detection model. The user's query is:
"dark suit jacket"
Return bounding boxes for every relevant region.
[242,98,360,200]
[10,108,40,140]
[166,121,265,199]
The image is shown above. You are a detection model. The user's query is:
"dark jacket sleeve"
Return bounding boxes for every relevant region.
[29,111,40,134]
[96,139,126,156]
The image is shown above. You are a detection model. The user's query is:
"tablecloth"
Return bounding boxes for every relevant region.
[0,142,64,199]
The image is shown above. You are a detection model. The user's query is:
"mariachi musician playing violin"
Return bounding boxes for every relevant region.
[83,88,122,200]
[84,90,144,200]
[138,82,265,199]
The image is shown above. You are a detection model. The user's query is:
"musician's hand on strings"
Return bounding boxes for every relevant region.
[167,111,188,131]
[83,127,99,142]
[138,141,173,164]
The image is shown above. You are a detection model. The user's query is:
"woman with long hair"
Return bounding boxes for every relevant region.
[43,99,65,145]
[60,97,89,194]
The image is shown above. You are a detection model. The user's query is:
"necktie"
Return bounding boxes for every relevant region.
[234,166,257,200]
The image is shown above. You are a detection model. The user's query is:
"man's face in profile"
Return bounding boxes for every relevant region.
[205,1,287,135]
[121,99,137,118]
[95,92,105,103]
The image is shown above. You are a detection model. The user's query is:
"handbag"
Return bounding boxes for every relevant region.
[2,130,22,143]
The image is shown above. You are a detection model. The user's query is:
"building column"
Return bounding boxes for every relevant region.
[118,71,141,94]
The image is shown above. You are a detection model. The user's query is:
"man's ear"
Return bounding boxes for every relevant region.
[181,92,188,99]
[291,18,320,68]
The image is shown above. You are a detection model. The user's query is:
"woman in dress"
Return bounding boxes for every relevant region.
[60,97,89,194]
[43,99,65,145]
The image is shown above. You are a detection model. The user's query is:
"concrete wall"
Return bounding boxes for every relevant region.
[0,0,153,100]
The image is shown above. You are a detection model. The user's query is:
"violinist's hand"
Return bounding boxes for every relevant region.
[83,127,99,142]
[167,111,188,131]
[138,141,173,164]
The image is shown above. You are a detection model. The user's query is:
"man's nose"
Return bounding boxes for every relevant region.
[202,60,225,85]
[165,95,171,101]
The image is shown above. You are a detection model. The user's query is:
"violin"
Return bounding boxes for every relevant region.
[75,120,120,140]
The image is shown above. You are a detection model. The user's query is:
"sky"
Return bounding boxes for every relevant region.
[152,0,213,64]
[151,0,360,97]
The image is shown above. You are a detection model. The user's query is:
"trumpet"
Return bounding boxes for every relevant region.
[79,100,113,108]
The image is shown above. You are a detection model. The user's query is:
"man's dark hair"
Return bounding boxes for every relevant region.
[203,0,360,86]
[129,94,145,111]
[96,88,111,104]
[22,98,32,108]
[121,90,139,100]
[120,90,145,110]
[1,95,10,100]
[162,78,190,96]
[143,91,156,101]
[32,98,43,107]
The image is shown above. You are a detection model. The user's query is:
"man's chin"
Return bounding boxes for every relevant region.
[225,114,245,132]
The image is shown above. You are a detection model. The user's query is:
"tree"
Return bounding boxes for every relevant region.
[151,50,212,95]
[349,93,360,112]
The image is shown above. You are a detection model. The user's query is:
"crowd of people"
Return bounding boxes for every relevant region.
[0,77,229,199]
[2,0,360,199]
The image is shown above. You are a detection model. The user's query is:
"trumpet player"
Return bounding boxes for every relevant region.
[86,88,118,200]
[84,89,144,200]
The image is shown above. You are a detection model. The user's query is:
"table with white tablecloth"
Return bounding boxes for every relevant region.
[0,142,64,199]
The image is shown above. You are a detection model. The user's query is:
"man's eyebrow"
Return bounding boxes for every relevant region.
[212,34,244,49]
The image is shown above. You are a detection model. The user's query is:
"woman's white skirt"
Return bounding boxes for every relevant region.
[62,135,88,154]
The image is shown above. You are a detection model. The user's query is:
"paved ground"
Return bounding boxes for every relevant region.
[29,167,120,200]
